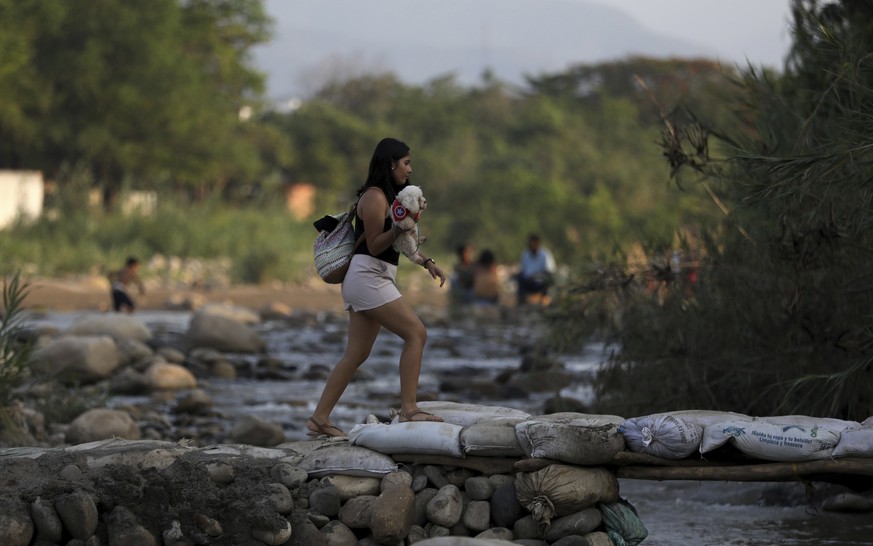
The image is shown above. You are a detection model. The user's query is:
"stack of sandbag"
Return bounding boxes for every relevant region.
[619,413,705,459]
[349,422,465,457]
[296,438,401,477]
[699,415,855,461]
[515,413,626,465]
[833,416,873,458]
[515,463,620,530]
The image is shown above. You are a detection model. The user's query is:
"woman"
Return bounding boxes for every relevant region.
[307,138,447,438]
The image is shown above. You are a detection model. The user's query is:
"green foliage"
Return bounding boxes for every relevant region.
[552,0,873,421]
[0,179,314,283]
[0,0,272,202]
[0,272,33,407]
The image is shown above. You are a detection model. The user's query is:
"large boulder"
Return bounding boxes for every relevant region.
[64,313,152,343]
[67,409,141,444]
[185,313,265,353]
[30,335,121,384]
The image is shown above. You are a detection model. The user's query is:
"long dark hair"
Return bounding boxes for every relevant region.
[356,137,410,200]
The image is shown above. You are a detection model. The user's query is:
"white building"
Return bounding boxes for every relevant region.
[0,170,44,229]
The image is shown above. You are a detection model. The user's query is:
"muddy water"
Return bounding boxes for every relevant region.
[30,309,873,545]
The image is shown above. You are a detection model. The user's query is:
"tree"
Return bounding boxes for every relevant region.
[0,0,272,206]
[554,0,873,420]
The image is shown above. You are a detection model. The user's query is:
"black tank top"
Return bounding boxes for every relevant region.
[353,196,400,265]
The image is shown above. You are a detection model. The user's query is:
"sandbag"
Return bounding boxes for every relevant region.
[699,417,841,461]
[349,422,463,457]
[299,443,399,478]
[651,409,751,430]
[598,498,648,546]
[619,414,703,459]
[515,464,619,529]
[832,425,873,458]
[400,401,531,427]
[460,418,525,457]
[516,414,625,465]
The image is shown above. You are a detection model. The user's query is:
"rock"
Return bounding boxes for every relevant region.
[30,497,63,543]
[464,476,494,500]
[174,389,213,415]
[287,508,328,546]
[251,519,292,545]
[67,408,141,444]
[0,497,34,546]
[544,508,602,542]
[475,527,514,541]
[266,483,294,514]
[422,465,449,489]
[185,312,265,353]
[115,337,155,366]
[108,367,150,395]
[205,461,235,484]
[462,500,491,532]
[552,534,604,546]
[161,520,185,545]
[309,485,342,517]
[54,490,99,540]
[320,520,357,546]
[229,415,285,446]
[260,301,294,321]
[106,506,158,546]
[413,488,439,527]
[64,313,152,342]
[490,481,525,528]
[325,474,382,501]
[196,302,261,325]
[369,480,416,543]
[157,346,186,364]
[337,495,375,529]
[407,524,428,543]
[271,463,309,490]
[584,531,613,546]
[412,473,429,492]
[145,361,198,390]
[194,513,223,536]
[31,335,121,384]
[822,492,873,512]
[381,470,414,491]
[426,484,463,527]
[513,515,541,541]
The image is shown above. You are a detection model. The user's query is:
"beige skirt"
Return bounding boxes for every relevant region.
[342,254,400,312]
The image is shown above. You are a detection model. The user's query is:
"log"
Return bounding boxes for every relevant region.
[391,453,518,474]
[616,458,873,481]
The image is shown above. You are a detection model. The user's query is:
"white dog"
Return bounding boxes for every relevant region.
[391,185,427,265]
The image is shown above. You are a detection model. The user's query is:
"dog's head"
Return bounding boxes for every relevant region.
[393,185,426,223]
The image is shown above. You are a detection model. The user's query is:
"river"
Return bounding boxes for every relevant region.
[25,309,873,545]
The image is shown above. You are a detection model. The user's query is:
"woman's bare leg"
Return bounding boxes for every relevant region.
[365,297,441,421]
[309,310,381,430]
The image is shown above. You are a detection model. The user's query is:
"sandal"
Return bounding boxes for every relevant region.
[306,417,347,438]
[397,409,444,423]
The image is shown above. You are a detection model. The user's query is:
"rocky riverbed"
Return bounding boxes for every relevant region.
[3,291,873,546]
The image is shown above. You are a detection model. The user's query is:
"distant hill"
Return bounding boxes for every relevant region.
[253,0,720,100]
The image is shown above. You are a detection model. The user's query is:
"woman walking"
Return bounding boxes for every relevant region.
[307,138,446,438]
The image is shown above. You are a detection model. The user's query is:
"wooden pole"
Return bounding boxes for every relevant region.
[616,458,873,481]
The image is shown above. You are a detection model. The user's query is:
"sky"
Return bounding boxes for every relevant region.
[585,0,794,68]
[256,0,796,99]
